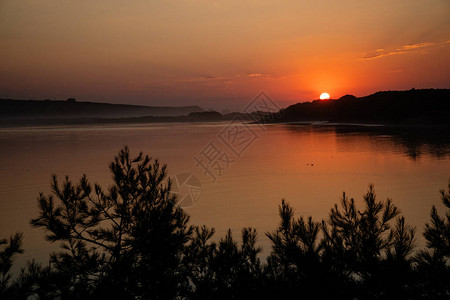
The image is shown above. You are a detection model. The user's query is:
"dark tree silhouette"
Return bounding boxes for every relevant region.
[423,182,450,256]
[30,146,192,299]
[182,227,263,299]
[210,228,262,299]
[414,182,450,297]
[264,185,417,298]
[265,199,329,298]
[321,185,416,298]
[0,233,23,298]
[9,260,62,300]
[181,225,217,298]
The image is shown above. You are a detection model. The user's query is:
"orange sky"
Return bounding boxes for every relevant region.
[1,0,449,110]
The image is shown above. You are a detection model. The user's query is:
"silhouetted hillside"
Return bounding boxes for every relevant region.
[0,99,204,119]
[187,111,224,120]
[0,108,262,127]
[271,89,450,125]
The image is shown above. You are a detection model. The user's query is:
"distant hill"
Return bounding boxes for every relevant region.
[269,89,450,125]
[2,89,449,127]
[0,99,204,119]
[0,105,261,127]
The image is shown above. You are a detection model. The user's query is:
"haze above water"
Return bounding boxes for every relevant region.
[0,122,449,269]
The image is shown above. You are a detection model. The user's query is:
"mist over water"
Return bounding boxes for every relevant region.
[0,122,449,269]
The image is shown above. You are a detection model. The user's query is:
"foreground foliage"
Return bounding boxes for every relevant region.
[1,147,449,299]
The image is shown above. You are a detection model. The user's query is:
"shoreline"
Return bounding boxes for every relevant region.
[1,117,450,129]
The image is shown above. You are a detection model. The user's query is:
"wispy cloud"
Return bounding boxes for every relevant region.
[360,42,434,60]
[182,75,225,82]
[399,42,433,50]
[247,73,286,79]
[199,75,219,79]
[388,68,408,73]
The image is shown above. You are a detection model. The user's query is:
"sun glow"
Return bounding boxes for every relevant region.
[320,93,330,100]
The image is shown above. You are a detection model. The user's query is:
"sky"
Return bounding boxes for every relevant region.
[1,0,449,110]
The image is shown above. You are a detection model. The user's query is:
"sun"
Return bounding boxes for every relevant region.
[320,93,330,100]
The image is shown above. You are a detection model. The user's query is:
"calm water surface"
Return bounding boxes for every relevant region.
[0,122,449,270]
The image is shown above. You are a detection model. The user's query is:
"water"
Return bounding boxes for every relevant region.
[0,122,449,270]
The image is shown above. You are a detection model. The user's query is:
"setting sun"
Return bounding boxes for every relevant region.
[320,93,330,100]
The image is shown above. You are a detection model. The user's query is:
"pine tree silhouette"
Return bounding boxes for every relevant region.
[0,233,23,299]
[30,146,191,299]
[414,181,450,297]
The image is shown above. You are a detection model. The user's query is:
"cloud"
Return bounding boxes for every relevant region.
[388,68,408,73]
[247,73,286,79]
[360,42,435,60]
[200,75,219,79]
[182,75,224,82]
[399,42,433,50]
